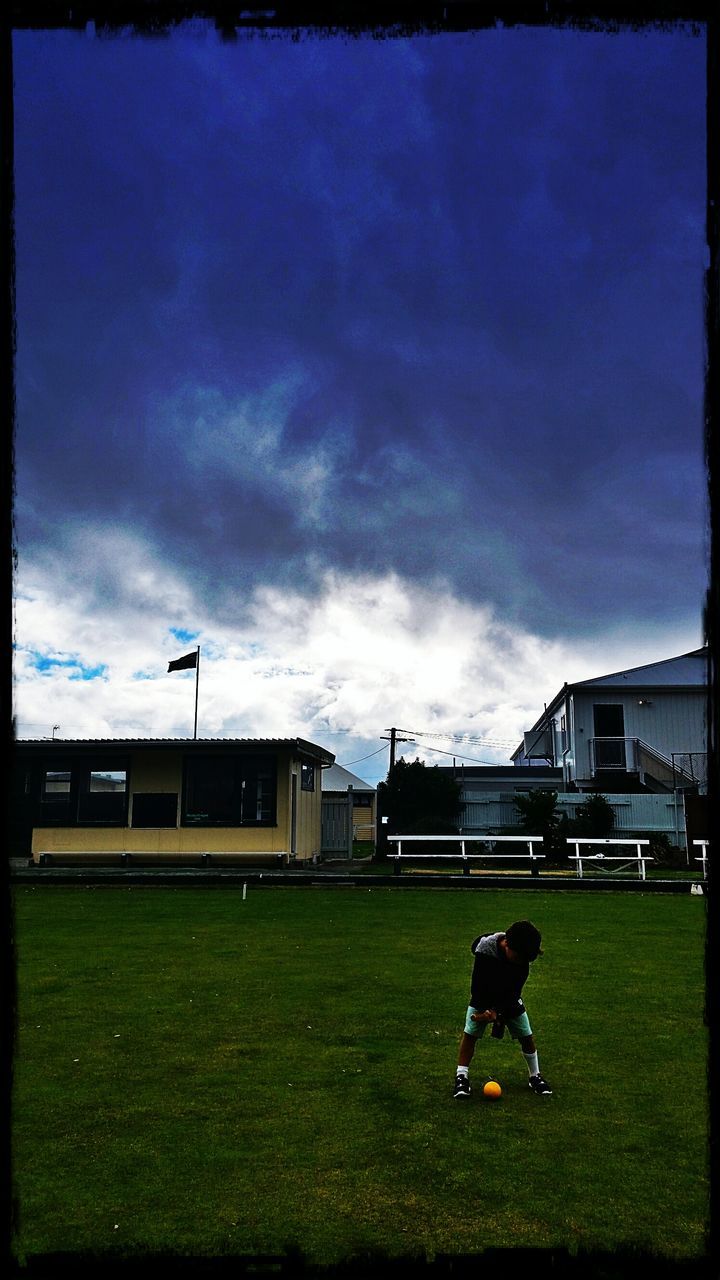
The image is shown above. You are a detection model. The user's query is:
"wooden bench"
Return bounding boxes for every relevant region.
[197,851,289,868]
[36,850,289,869]
[387,834,545,876]
[692,840,709,880]
[566,838,653,881]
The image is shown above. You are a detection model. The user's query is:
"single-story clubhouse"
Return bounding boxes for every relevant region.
[12,736,335,867]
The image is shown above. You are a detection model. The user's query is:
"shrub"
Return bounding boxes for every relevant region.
[513,789,569,866]
[377,759,462,834]
[645,832,687,870]
[568,793,616,838]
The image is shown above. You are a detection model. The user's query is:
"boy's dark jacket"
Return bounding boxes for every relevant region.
[469,932,529,1019]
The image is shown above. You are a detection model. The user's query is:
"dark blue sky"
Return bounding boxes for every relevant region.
[10,18,709,761]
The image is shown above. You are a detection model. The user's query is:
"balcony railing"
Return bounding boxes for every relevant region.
[589,738,700,788]
[589,737,635,772]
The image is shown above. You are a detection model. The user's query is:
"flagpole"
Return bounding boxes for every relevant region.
[193,646,200,740]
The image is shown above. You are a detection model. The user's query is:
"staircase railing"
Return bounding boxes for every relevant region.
[589,738,697,788]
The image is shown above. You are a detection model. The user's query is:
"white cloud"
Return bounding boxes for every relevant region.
[13,543,702,785]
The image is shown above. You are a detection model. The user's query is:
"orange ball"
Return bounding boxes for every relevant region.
[483,1080,502,1099]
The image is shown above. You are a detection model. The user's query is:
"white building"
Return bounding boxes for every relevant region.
[513,647,708,796]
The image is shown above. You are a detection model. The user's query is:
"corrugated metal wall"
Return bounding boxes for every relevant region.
[571,690,706,781]
[460,791,686,844]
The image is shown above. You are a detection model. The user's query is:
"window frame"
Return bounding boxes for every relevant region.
[181,752,278,827]
[35,758,130,827]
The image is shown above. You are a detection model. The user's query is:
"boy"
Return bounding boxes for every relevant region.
[453,919,552,1098]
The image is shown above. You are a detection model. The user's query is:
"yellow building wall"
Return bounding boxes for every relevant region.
[291,764,323,861]
[30,746,326,862]
[352,801,375,840]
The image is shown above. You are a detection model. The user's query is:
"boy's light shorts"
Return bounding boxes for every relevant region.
[463,1005,532,1039]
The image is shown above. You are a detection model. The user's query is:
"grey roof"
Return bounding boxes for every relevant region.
[512,647,708,757]
[571,647,708,691]
[14,736,336,765]
[321,762,376,793]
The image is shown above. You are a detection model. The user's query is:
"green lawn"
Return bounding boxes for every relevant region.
[10,885,709,1267]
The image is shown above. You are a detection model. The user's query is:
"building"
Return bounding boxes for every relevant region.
[428,648,709,852]
[12,736,335,866]
[321,763,376,856]
[512,646,708,796]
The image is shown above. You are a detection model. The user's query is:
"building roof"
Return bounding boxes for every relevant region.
[570,647,708,691]
[14,737,336,766]
[511,647,708,759]
[321,763,376,793]
[436,765,562,780]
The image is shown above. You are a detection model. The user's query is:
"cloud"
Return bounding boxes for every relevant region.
[10,23,707,752]
[13,541,702,783]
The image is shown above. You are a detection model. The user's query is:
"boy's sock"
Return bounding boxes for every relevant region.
[523,1051,540,1077]
[456,1065,469,1077]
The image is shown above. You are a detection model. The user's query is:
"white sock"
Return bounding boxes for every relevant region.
[523,1051,539,1077]
[456,1065,469,1077]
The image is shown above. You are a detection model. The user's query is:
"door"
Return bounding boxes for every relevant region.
[321,799,350,853]
[290,773,297,855]
[593,704,626,768]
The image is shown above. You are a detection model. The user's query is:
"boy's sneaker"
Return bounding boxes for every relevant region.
[528,1073,552,1096]
[453,1073,471,1099]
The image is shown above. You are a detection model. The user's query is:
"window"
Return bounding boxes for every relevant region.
[300,761,315,792]
[43,770,71,794]
[37,759,129,825]
[40,765,74,821]
[241,756,276,822]
[132,793,178,828]
[77,768,127,822]
[183,754,277,826]
[184,756,237,824]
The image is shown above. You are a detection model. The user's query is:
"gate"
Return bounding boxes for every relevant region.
[321,798,351,856]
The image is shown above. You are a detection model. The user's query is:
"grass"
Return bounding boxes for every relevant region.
[10,885,710,1267]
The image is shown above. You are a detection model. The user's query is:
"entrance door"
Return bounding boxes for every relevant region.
[593,704,626,768]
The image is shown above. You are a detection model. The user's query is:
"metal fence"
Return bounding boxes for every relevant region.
[459,791,690,847]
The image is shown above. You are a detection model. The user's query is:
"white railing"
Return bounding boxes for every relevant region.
[693,839,709,881]
[387,834,545,875]
[566,837,653,880]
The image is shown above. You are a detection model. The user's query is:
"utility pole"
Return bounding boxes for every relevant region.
[381,727,414,771]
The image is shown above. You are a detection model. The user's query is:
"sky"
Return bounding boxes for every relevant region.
[10,14,709,787]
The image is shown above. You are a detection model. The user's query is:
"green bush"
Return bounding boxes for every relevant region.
[646,832,687,869]
[567,793,616,838]
[512,790,569,866]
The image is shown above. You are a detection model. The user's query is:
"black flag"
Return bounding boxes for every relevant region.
[168,650,198,672]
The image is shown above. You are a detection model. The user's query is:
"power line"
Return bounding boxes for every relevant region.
[396,727,518,748]
[339,744,389,767]
[408,742,504,765]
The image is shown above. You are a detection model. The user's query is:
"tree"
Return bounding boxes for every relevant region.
[568,793,615,839]
[377,759,463,837]
[513,789,568,861]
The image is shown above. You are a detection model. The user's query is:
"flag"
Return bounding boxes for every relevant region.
[168,650,197,672]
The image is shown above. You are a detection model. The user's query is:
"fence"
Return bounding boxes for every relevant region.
[459,791,690,849]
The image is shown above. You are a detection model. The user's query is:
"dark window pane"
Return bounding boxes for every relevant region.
[241,756,276,823]
[132,793,178,828]
[185,757,238,824]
